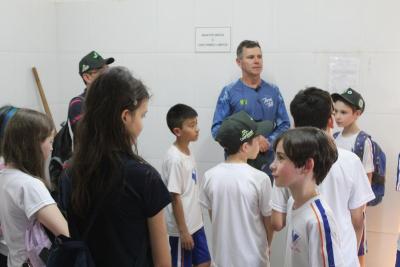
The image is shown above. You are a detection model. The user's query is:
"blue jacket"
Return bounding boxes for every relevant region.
[211,79,290,146]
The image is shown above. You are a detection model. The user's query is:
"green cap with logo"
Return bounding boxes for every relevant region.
[79,50,115,76]
[216,111,273,152]
[331,88,365,113]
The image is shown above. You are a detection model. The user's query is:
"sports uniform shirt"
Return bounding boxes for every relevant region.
[284,195,343,267]
[0,168,55,267]
[334,131,374,173]
[211,79,290,145]
[272,148,375,267]
[161,145,203,236]
[199,163,272,267]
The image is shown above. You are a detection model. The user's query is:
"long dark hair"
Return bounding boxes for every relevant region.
[3,109,54,187]
[71,66,150,218]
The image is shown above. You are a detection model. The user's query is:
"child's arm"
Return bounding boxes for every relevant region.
[271,210,286,231]
[350,205,364,248]
[148,209,172,267]
[367,172,372,184]
[171,193,194,250]
[270,186,290,231]
[263,216,274,246]
[36,203,69,237]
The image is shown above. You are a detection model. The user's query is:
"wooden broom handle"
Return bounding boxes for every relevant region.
[32,67,54,124]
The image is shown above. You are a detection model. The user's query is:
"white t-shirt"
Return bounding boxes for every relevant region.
[335,131,374,173]
[272,148,375,267]
[0,168,55,267]
[199,162,272,267]
[161,145,203,236]
[284,195,343,267]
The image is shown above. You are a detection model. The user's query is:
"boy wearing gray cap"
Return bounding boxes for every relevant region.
[199,111,273,267]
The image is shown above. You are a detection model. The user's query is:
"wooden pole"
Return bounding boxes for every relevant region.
[32,67,54,124]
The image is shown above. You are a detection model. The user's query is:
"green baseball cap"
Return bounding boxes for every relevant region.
[216,111,273,152]
[331,88,365,113]
[79,51,114,76]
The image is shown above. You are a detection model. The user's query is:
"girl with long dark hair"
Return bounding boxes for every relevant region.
[69,66,171,267]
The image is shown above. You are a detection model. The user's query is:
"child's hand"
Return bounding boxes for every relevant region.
[181,231,194,250]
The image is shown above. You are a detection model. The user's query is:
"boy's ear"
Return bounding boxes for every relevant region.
[327,115,334,129]
[172,127,181,137]
[303,158,314,174]
[355,110,362,116]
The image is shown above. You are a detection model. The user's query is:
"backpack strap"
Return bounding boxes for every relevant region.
[353,131,370,162]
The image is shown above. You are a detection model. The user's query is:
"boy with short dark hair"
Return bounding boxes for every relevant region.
[270,127,343,267]
[161,104,211,267]
[271,87,375,267]
[200,111,274,267]
[332,88,373,267]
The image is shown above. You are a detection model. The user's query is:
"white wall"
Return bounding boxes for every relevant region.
[0,0,57,114]
[1,0,400,266]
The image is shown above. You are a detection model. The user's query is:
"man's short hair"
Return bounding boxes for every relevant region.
[166,104,198,134]
[236,40,261,59]
[273,127,338,185]
[290,87,333,130]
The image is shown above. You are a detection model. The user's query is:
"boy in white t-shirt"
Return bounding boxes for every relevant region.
[161,104,211,267]
[271,87,375,267]
[332,88,373,267]
[200,111,274,267]
[270,127,343,267]
[332,88,374,179]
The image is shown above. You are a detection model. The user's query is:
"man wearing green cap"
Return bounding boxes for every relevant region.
[68,51,114,135]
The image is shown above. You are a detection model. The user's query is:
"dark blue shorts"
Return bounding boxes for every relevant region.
[169,227,211,267]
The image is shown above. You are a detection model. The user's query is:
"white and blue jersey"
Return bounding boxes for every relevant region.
[284,195,344,267]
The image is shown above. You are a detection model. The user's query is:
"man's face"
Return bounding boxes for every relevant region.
[236,47,263,77]
[82,64,109,86]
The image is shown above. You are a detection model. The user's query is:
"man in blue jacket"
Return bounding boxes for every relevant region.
[211,40,290,178]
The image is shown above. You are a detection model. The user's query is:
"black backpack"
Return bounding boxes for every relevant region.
[49,120,73,199]
[49,96,83,199]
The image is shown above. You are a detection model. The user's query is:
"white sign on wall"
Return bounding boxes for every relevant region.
[195,27,231,53]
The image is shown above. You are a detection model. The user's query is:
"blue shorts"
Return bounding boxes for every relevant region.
[169,227,211,267]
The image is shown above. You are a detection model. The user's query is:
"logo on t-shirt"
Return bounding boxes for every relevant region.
[192,169,197,183]
[291,229,302,253]
[260,97,273,108]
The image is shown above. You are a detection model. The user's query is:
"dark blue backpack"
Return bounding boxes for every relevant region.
[334,131,386,206]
